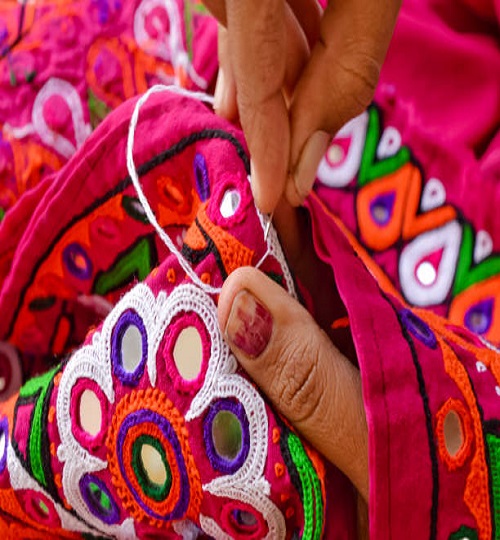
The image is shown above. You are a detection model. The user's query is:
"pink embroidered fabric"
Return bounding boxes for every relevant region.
[0,0,499,538]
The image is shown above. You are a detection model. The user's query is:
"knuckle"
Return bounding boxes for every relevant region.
[319,37,380,129]
[232,2,286,107]
[274,333,326,424]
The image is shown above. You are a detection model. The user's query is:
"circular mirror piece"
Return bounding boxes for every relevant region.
[416,261,437,287]
[173,326,203,381]
[443,409,464,458]
[212,410,243,461]
[220,189,241,218]
[111,310,147,386]
[78,389,102,438]
[204,400,250,473]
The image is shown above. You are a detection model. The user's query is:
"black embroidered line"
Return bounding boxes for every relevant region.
[181,216,228,280]
[383,292,439,540]
[6,129,249,342]
[0,1,28,60]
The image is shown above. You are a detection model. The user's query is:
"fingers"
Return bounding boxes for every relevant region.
[201,0,226,25]
[286,0,322,48]
[286,0,401,205]
[217,266,369,500]
[214,25,238,120]
[211,0,309,213]
[224,0,289,213]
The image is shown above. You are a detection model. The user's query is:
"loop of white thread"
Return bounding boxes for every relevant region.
[254,247,271,270]
[126,84,222,294]
[126,84,272,292]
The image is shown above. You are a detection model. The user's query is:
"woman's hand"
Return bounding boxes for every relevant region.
[203,0,401,213]
[217,266,369,501]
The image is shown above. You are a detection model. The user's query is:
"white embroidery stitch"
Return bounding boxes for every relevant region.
[474,230,494,264]
[316,111,369,188]
[421,178,447,212]
[7,444,97,535]
[152,283,236,419]
[399,221,462,306]
[376,126,402,159]
[134,0,208,89]
[200,488,287,540]
[32,78,91,158]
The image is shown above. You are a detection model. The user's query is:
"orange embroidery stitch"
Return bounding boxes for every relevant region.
[331,316,350,330]
[435,398,474,471]
[106,388,202,528]
[274,463,285,478]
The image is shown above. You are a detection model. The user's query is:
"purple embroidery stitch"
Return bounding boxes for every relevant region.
[62,242,93,280]
[115,409,190,520]
[203,399,250,474]
[79,473,121,525]
[111,309,148,387]
[0,417,8,474]
[400,308,438,349]
[369,192,395,226]
[464,298,494,335]
[194,153,210,202]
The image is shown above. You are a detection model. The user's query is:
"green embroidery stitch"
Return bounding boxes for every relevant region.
[132,434,172,502]
[358,106,410,187]
[89,481,113,512]
[122,195,150,224]
[88,89,112,130]
[25,69,36,83]
[192,2,209,14]
[18,365,60,488]
[93,237,155,296]
[486,433,500,539]
[453,223,500,296]
[449,525,478,540]
[287,432,324,540]
[9,68,17,87]
[266,272,284,287]
[184,0,194,62]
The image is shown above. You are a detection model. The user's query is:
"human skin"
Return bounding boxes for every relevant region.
[202,0,401,529]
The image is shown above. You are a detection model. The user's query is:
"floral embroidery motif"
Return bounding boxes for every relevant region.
[315,105,500,344]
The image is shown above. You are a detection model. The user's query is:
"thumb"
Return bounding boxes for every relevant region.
[286,0,401,205]
[217,267,368,500]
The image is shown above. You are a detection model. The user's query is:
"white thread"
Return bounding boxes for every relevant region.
[200,484,287,540]
[376,126,402,159]
[172,519,203,539]
[127,85,293,296]
[126,85,221,295]
[255,201,296,298]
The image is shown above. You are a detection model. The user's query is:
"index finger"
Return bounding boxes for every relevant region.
[224,0,290,214]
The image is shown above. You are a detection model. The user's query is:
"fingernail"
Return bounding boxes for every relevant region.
[249,160,261,206]
[293,131,331,200]
[214,69,226,112]
[225,290,273,358]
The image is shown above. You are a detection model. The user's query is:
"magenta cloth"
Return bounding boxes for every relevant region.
[306,0,500,538]
[0,0,499,538]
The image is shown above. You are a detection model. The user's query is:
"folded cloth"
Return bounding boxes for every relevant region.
[0,89,327,538]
